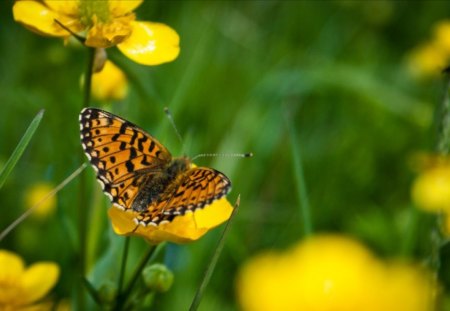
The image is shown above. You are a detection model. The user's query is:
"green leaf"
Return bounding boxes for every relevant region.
[0,109,44,189]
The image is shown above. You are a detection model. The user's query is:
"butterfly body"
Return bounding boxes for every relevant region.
[130,157,190,213]
[79,108,232,226]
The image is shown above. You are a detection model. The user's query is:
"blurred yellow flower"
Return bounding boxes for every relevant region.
[237,235,436,311]
[13,0,180,65]
[108,197,233,244]
[433,20,450,54]
[91,60,128,101]
[407,43,448,79]
[407,19,450,79]
[412,156,450,212]
[25,182,57,219]
[0,249,60,310]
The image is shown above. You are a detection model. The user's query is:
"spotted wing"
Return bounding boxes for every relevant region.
[79,107,172,209]
[135,167,232,225]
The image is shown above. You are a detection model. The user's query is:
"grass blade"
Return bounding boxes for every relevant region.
[287,116,313,236]
[0,109,44,189]
[189,195,241,311]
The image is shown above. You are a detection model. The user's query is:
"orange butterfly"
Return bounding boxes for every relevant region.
[79,108,231,226]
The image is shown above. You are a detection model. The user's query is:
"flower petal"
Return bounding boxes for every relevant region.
[109,0,143,16]
[117,21,180,65]
[0,250,25,280]
[21,262,60,304]
[43,0,79,16]
[13,1,80,37]
[109,197,233,244]
[91,60,128,101]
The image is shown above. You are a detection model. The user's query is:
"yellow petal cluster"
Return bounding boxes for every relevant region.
[91,60,128,101]
[407,20,450,79]
[108,197,233,244]
[237,235,436,311]
[13,0,180,66]
[411,155,450,213]
[0,249,60,310]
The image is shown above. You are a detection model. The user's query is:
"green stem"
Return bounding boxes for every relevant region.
[118,237,130,294]
[287,118,313,236]
[400,205,419,257]
[114,244,158,311]
[77,47,95,308]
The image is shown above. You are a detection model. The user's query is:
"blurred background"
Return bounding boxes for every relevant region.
[1,1,450,310]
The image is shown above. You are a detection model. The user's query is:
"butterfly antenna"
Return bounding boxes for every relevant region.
[191,152,253,161]
[164,107,183,145]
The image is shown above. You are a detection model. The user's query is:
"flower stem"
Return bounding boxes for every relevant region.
[114,244,160,311]
[117,237,130,294]
[77,47,95,308]
[84,48,95,108]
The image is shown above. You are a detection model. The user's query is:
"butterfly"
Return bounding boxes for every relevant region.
[79,108,232,226]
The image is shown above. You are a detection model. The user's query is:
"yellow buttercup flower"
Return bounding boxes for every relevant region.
[237,235,436,311]
[0,249,60,310]
[407,19,450,79]
[24,182,57,219]
[407,43,448,79]
[13,0,180,65]
[411,155,450,213]
[433,20,450,54]
[91,60,128,101]
[108,197,233,244]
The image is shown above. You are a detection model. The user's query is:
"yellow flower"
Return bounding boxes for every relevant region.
[108,197,233,244]
[13,0,180,65]
[407,19,450,79]
[236,235,436,311]
[91,60,128,101]
[407,43,448,79]
[0,249,60,310]
[433,20,450,55]
[24,182,57,219]
[412,156,450,212]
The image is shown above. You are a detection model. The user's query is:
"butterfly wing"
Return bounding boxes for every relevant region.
[79,108,172,209]
[135,167,232,225]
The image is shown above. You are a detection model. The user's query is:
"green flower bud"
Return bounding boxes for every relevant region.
[142,264,174,292]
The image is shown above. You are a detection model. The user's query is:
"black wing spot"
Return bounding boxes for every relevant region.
[103,147,109,153]
[110,156,116,164]
[126,161,134,172]
[149,140,155,153]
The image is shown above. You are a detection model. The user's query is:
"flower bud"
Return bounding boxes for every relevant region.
[142,264,174,292]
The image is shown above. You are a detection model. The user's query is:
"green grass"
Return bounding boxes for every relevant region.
[2,1,450,310]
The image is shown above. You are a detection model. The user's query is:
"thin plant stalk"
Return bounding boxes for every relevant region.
[78,46,96,308]
[114,244,159,311]
[118,237,131,294]
[0,163,87,241]
[189,196,240,311]
[287,118,313,236]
